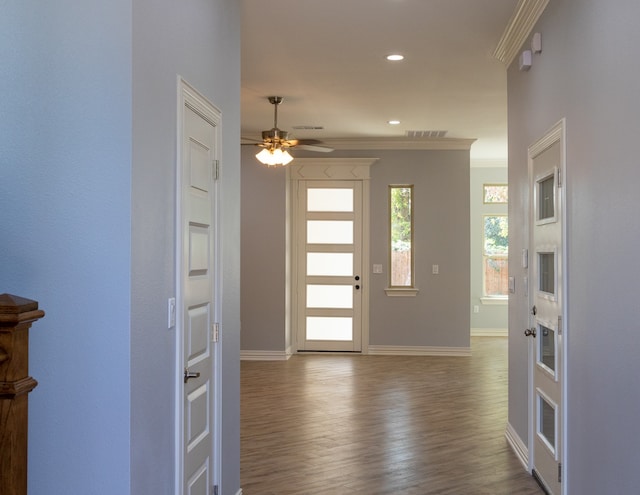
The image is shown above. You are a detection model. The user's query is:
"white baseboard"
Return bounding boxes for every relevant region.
[471,327,508,337]
[240,350,292,361]
[235,489,243,495]
[367,345,471,357]
[505,422,530,471]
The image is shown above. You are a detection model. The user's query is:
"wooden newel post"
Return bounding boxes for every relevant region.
[0,294,45,495]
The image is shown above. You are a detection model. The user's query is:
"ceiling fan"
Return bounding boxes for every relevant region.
[245,96,333,166]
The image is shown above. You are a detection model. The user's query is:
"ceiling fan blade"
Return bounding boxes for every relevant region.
[295,143,334,153]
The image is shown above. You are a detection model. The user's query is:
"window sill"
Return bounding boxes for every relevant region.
[385,287,420,297]
[480,296,508,305]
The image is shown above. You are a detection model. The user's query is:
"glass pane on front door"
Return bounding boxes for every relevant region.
[539,324,556,373]
[307,253,353,276]
[539,252,555,295]
[306,285,353,309]
[538,393,557,454]
[308,188,353,212]
[538,174,555,220]
[306,317,352,341]
[307,221,353,244]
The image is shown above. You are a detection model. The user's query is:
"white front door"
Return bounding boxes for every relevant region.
[528,121,565,495]
[177,80,220,495]
[296,180,363,351]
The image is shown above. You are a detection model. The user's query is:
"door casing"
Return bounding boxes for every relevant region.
[288,158,377,354]
[175,77,222,495]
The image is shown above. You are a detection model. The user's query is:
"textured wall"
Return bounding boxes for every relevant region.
[132,0,241,493]
[1,1,241,494]
[507,0,640,491]
[1,2,132,494]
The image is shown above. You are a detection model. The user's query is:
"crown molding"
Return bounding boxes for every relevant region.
[318,137,476,151]
[493,0,549,66]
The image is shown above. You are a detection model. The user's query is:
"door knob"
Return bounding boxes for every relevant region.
[184,368,201,383]
[524,328,537,338]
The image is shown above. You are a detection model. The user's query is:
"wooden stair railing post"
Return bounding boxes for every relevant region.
[0,294,45,495]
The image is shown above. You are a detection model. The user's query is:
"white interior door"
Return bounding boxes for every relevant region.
[296,180,363,351]
[177,81,220,495]
[528,122,565,495]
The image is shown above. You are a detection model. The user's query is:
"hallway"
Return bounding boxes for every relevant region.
[241,338,542,495]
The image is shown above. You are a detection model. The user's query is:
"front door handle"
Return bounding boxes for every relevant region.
[184,368,201,383]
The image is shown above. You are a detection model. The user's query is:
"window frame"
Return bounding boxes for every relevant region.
[386,184,417,296]
[482,214,509,300]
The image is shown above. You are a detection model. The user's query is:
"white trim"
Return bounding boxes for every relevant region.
[240,350,292,361]
[384,287,419,297]
[317,137,475,151]
[480,296,508,305]
[471,328,508,337]
[235,490,243,495]
[493,0,550,66]
[505,422,530,471]
[289,157,378,180]
[367,345,471,357]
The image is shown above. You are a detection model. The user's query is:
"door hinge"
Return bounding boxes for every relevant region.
[557,168,562,188]
[558,462,562,483]
[211,323,219,343]
[212,485,218,495]
[558,315,563,336]
[213,159,220,181]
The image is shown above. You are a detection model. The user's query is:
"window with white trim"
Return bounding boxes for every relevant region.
[389,185,413,288]
[483,215,508,297]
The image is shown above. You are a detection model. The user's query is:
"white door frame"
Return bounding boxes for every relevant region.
[527,118,568,495]
[288,158,377,354]
[175,76,222,495]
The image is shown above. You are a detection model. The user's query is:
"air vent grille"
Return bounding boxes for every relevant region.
[407,130,448,138]
[292,125,324,130]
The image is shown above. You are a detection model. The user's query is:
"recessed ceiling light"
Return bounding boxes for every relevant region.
[386,54,404,61]
[388,120,401,125]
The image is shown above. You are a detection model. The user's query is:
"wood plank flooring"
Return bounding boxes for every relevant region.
[241,337,542,495]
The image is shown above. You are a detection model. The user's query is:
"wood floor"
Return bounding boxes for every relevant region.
[241,337,542,495]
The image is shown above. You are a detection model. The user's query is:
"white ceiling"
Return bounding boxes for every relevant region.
[241,0,520,165]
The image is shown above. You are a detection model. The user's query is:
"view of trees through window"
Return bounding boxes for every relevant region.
[483,215,508,296]
[390,186,413,287]
[483,184,508,204]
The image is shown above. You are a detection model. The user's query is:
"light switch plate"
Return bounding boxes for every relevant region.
[373,264,383,274]
[432,264,439,274]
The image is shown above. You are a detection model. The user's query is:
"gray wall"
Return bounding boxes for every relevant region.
[470,167,508,331]
[1,2,241,494]
[241,148,470,351]
[507,0,640,492]
[241,146,287,351]
[132,1,241,494]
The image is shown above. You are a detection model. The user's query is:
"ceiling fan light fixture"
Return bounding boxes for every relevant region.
[255,146,293,167]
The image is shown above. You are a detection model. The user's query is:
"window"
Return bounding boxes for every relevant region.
[483,184,508,204]
[483,215,508,297]
[389,185,413,287]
